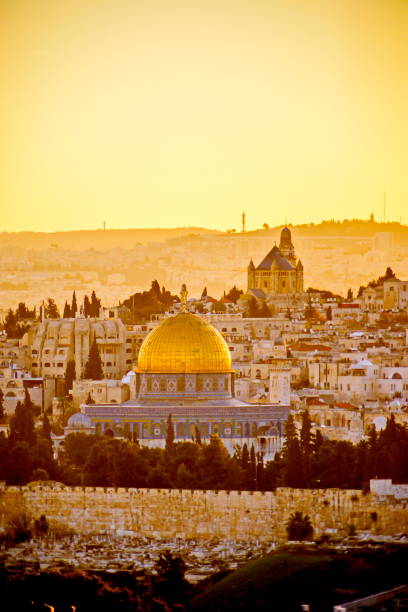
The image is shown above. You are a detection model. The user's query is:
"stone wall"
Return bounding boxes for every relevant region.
[0,481,407,544]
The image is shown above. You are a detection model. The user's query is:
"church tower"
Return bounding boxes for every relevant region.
[279,227,296,265]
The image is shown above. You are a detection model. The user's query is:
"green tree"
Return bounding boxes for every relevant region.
[90,291,101,317]
[199,434,241,489]
[154,551,188,604]
[64,433,99,468]
[64,360,76,396]
[286,511,314,541]
[257,301,271,317]
[225,285,243,303]
[304,295,315,321]
[6,442,33,485]
[9,392,36,447]
[84,339,103,380]
[211,301,226,313]
[45,298,60,319]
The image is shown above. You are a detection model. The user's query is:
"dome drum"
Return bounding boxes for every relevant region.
[135,371,233,400]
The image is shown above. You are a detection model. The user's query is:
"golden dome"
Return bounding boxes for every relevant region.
[137,313,232,373]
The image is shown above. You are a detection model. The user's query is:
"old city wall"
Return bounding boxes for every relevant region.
[0,483,407,543]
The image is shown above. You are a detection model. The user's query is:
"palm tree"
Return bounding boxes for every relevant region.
[286,511,314,541]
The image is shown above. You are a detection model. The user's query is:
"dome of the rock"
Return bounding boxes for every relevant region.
[137,312,232,374]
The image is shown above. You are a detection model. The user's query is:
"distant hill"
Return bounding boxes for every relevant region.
[1,218,408,251]
[0,227,221,250]
[246,219,408,242]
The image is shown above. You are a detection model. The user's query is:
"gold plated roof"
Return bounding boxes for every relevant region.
[137,312,232,373]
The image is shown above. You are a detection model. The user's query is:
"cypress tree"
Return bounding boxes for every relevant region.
[283,414,297,452]
[249,444,257,490]
[241,443,249,471]
[284,438,305,487]
[84,295,91,317]
[64,360,76,396]
[300,410,313,487]
[71,291,77,316]
[63,301,71,318]
[84,339,103,380]
[300,410,313,452]
[90,291,101,317]
[166,413,175,452]
[194,425,202,446]
[0,388,5,423]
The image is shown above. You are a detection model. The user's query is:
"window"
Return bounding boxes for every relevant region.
[126,348,132,353]
[126,338,132,343]
[44,362,51,367]
[126,359,132,364]
[232,327,237,332]
[32,362,38,367]
[57,362,63,367]
[106,362,112,367]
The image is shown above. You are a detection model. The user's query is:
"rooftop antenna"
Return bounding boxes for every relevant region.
[242,211,246,233]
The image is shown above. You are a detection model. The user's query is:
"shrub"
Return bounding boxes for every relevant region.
[6,513,32,544]
[286,511,314,541]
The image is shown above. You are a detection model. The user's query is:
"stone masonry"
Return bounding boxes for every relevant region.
[0,481,407,544]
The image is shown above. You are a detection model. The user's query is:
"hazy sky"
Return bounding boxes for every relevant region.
[0,0,407,232]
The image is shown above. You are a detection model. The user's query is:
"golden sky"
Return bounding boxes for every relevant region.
[0,0,407,232]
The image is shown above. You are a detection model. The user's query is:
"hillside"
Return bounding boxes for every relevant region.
[191,546,408,611]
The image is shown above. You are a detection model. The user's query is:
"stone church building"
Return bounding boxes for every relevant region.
[247,227,303,296]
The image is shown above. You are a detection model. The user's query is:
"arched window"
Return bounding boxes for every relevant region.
[392,372,402,379]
